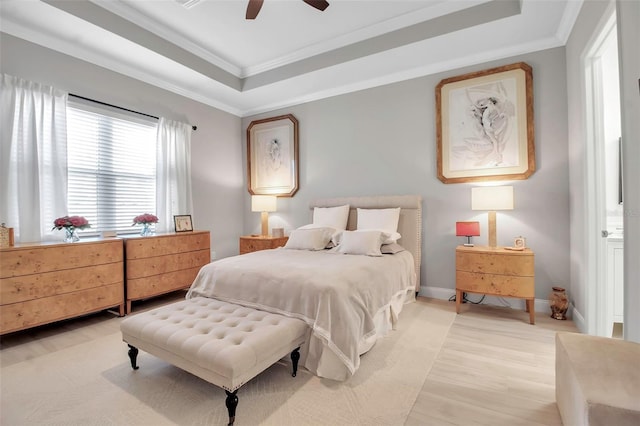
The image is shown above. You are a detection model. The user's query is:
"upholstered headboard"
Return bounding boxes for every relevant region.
[309,195,423,292]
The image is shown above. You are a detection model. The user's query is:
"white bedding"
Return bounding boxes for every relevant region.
[186,247,416,381]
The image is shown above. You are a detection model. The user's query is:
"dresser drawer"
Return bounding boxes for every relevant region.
[1,239,123,278]
[126,267,202,300]
[1,282,123,335]
[1,262,123,304]
[126,249,210,279]
[125,231,210,260]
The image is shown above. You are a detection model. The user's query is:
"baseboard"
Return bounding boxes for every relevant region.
[571,304,586,333]
[420,285,551,314]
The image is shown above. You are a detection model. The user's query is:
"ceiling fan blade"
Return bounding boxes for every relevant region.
[246,0,264,19]
[302,0,329,12]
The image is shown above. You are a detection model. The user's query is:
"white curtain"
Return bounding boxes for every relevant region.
[155,118,193,233]
[0,74,68,243]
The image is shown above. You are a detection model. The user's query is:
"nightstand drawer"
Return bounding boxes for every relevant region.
[456,271,534,298]
[456,251,534,276]
[240,239,262,254]
[239,236,288,254]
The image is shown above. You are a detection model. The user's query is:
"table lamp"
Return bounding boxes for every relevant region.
[471,186,514,248]
[251,195,277,236]
[456,221,480,247]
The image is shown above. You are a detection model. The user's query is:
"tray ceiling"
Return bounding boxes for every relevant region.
[0,0,581,116]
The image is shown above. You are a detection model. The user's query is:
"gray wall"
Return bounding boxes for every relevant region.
[0,34,244,259]
[242,47,571,306]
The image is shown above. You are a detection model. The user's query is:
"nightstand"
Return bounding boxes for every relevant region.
[455,245,535,324]
[239,235,288,254]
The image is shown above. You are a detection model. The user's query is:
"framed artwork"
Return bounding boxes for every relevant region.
[173,215,193,232]
[247,114,299,197]
[436,62,535,184]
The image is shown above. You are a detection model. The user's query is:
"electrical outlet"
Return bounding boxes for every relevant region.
[211,251,216,261]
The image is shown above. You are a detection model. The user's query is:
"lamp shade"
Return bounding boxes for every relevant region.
[471,186,514,211]
[251,195,277,212]
[456,221,480,237]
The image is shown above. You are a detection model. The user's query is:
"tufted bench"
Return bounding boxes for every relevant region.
[120,297,307,425]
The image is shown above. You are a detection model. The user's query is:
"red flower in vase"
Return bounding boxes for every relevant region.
[132,214,159,225]
[52,215,91,230]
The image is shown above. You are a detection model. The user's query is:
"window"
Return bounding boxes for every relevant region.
[66,99,157,235]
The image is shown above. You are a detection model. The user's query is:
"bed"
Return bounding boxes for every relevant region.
[186,195,422,381]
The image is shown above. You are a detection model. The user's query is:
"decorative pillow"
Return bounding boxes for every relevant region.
[381,243,406,254]
[332,229,399,246]
[313,204,350,230]
[357,207,401,234]
[335,230,384,257]
[298,224,339,248]
[284,228,333,251]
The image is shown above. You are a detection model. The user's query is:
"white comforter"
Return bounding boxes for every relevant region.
[186,248,416,381]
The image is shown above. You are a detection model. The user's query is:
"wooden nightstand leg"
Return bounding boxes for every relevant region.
[526,299,535,324]
[456,290,462,314]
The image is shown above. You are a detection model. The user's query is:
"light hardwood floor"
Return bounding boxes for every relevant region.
[407,297,578,426]
[1,293,578,425]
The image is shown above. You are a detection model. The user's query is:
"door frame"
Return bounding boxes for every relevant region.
[582,8,617,337]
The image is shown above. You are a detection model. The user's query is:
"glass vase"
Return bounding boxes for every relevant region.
[140,223,152,237]
[64,227,80,243]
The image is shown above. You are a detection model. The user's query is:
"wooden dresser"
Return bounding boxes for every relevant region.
[0,238,125,335]
[455,245,535,324]
[124,231,210,313]
[239,235,288,254]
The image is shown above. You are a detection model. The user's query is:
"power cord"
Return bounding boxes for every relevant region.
[463,293,486,304]
[449,292,486,304]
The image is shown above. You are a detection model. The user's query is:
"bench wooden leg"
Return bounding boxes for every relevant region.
[291,347,300,377]
[127,345,139,370]
[225,390,238,425]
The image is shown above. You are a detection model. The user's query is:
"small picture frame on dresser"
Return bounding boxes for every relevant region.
[174,215,193,232]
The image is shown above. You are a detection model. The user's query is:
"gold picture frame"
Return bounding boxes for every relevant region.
[247,114,299,197]
[436,62,535,184]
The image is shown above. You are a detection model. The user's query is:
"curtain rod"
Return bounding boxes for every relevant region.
[69,93,197,131]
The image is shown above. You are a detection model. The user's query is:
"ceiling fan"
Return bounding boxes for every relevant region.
[246,0,330,20]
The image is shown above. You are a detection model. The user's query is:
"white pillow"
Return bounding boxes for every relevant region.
[284,228,333,251]
[336,230,384,257]
[298,224,339,248]
[357,207,401,234]
[313,204,350,230]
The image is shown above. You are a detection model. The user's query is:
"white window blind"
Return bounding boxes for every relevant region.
[66,99,157,235]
